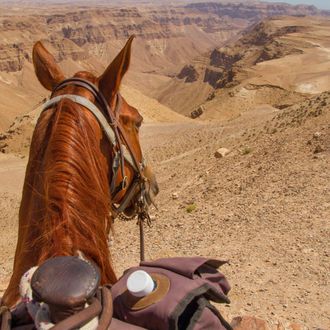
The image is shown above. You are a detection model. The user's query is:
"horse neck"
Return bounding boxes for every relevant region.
[4,99,117,307]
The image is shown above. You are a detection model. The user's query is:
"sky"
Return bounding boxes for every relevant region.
[263,0,330,10]
[1,0,329,10]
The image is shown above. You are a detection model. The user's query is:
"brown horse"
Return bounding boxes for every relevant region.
[2,36,158,308]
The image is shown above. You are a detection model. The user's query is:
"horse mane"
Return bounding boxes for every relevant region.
[36,98,115,270]
[3,96,117,306]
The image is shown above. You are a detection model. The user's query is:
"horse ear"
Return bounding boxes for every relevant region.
[32,41,65,91]
[98,35,135,103]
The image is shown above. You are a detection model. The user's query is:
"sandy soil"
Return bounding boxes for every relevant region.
[0,92,329,329]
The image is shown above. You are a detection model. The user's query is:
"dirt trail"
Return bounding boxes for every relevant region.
[0,154,26,293]
[1,96,329,329]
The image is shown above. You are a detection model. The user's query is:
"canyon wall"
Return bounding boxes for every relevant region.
[0,5,244,76]
[0,3,245,130]
[0,1,328,130]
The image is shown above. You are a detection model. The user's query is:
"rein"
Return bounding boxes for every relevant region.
[41,78,151,261]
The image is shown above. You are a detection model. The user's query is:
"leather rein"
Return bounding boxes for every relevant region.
[41,78,151,260]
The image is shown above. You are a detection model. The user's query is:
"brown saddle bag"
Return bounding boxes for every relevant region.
[111,257,232,330]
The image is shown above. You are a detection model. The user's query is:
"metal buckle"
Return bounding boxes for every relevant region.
[122,176,128,190]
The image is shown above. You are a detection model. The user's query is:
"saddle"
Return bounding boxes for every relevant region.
[1,256,231,330]
[0,257,143,330]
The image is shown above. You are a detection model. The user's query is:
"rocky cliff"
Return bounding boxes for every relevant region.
[1,2,329,130]
[0,5,243,75]
[200,19,308,89]
[186,2,328,21]
[2,1,326,76]
[172,17,311,96]
[157,15,330,117]
[0,2,246,130]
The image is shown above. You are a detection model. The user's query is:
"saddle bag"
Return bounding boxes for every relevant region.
[111,257,232,330]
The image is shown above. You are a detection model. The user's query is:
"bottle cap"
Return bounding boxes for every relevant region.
[127,270,155,297]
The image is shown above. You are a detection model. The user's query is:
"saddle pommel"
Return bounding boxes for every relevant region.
[31,256,100,323]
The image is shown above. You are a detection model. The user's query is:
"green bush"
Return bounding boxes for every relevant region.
[241,147,252,155]
[186,203,197,213]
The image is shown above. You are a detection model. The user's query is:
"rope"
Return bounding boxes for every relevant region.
[137,209,152,263]
[139,219,145,262]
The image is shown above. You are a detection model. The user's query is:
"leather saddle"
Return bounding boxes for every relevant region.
[1,256,144,330]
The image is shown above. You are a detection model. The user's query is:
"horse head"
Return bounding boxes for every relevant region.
[33,36,159,217]
[2,36,159,307]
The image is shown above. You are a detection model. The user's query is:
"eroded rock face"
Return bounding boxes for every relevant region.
[186,2,325,20]
[0,1,324,75]
[0,43,29,72]
[177,65,199,83]
[62,25,106,46]
[204,68,235,89]
[191,106,204,119]
[0,5,242,74]
[210,49,242,69]
[255,42,303,63]
[200,19,312,89]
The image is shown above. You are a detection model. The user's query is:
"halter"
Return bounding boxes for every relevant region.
[41,78,152,253]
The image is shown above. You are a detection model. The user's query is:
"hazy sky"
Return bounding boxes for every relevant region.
[1,0,329,10]
[263,0,330,10]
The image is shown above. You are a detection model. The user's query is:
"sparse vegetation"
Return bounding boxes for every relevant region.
[241,147,252,155]
[186,203,197,213]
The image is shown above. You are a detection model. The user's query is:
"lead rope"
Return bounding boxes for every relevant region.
[137,182,152,262]
[138,219,145,262]
[137,214,152,262]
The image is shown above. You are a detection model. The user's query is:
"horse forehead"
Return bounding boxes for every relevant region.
[73,71,97,83]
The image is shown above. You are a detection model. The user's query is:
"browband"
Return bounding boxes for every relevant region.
[42,94,138,172]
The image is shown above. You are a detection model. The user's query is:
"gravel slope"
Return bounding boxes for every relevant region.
[0,94,329,329]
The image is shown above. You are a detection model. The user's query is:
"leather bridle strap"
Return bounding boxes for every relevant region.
[51,78,144,180]
[42,94,138,172]
[41,78,149,219]
[52,78,148,183]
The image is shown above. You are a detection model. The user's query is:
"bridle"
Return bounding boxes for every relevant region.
[41,77,153,260]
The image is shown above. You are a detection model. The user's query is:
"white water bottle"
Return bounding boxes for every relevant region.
[127,270,155,297]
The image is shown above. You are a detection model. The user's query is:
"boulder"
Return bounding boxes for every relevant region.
[277,322,305,330]
[191,106,204,119]
[214,148,230,158]
[314,144,325,154]
[171,192,179,200]
[231,316,269,330]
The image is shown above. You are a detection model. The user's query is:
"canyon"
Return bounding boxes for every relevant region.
[157,15,330,118]
[0,2,243,130]
[0,1,329,130]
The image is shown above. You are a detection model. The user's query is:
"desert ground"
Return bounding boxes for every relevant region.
[0,1,329,329]
[1,94,329,329]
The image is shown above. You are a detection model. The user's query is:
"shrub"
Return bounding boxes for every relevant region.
[241,147,252,155]
[186,203,197,213]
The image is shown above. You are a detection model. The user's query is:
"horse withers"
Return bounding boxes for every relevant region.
[2,36,159,309]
